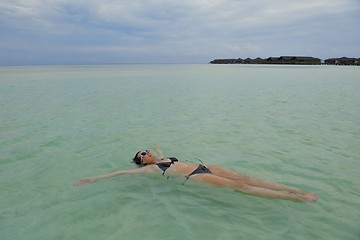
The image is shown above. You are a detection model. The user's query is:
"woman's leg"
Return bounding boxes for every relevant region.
[207,165,251,181]
[190,174,318,202]
[207,165,308,194]
[234,185,317,202]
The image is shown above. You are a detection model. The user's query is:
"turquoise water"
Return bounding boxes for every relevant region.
[1,64,359,240]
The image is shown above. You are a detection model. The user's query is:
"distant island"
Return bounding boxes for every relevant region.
[210,56,360,66]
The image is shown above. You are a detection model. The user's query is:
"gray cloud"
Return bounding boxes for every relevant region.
[0,0,359,65]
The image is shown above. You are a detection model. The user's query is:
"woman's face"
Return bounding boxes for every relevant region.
[137,150,156,164]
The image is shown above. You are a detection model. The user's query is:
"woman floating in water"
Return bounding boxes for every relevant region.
[75,145,318,203]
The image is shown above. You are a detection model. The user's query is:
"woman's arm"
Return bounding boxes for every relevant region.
[154,145,164,159]
[74,166,157,187]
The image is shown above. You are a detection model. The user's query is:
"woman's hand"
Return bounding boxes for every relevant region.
[74,177,97,187]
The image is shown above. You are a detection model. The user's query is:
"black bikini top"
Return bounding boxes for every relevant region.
[156,157,178,175]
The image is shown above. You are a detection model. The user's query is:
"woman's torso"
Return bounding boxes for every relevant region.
[154,158,199,177]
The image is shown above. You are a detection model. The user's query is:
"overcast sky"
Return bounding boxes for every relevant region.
[0,0,359,65]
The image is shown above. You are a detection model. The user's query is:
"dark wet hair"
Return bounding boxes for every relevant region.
[133,151,142,167]
[133,151,147,167]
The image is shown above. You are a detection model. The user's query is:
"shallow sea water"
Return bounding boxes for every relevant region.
[1,64,359,240]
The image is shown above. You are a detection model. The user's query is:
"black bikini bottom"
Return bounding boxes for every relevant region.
[185,164,212,180]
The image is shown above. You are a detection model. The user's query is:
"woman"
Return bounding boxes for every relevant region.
[75,145,318,202]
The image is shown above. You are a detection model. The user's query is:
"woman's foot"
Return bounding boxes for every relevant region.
[297,192,319,202]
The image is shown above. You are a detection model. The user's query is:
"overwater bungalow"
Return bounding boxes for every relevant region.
[266,56,321,65]
[210,59,237,64]
[210,56,358,65]
[324,57,359,65]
